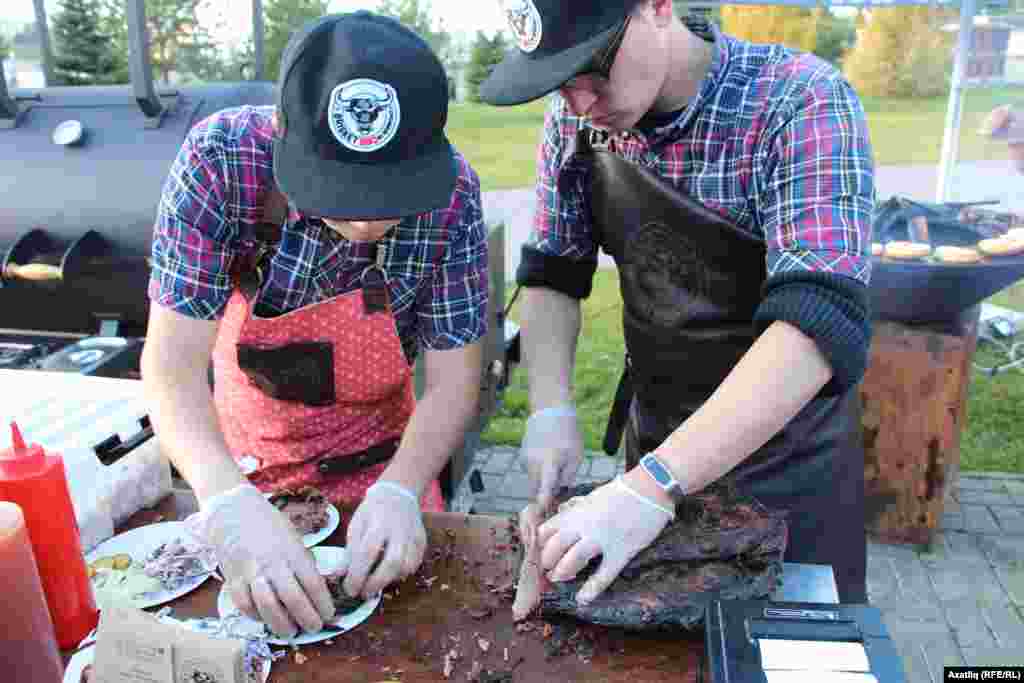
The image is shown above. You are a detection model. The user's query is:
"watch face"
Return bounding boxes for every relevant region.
[644,455,673,486]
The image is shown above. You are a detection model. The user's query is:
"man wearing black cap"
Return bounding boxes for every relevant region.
[482,0,875,606]
[141,12,488,638]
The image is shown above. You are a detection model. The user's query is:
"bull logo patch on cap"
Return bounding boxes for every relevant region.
[327,78,401,153]
[501,0,543,53]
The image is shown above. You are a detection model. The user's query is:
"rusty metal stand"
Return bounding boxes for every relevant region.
[861,307,981,550]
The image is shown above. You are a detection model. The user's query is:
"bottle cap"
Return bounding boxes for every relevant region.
[3,422,41,462]
[10,422,26,456]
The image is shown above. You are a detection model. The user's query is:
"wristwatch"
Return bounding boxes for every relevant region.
[638,452,686,503]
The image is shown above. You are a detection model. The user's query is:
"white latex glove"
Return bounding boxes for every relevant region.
[521,405,584,512]
[185,483,334,639]
[343,481,426,599]
[537,476,674,605]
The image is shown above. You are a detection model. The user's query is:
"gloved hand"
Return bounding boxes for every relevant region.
[537,476,674,605]
[185,483,335,639]
[343,481,426,599]
[520,405,584,512]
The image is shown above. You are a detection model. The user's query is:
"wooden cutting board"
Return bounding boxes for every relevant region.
[67,494,707,682]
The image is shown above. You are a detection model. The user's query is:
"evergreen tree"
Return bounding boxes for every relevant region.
[98,0,220,86]
[264,0,329,82]
[811,8,856,67]
[465,30,507,102]
[96,0,130,84]
[51,0,117,86]
[376,0,456,74]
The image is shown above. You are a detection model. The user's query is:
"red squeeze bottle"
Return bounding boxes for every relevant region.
[0,422,99,649]
[0,501,64,683]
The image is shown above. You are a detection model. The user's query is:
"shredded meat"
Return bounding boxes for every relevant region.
[142,537,214,592]
[324,572,365,616]
[269,487,330,535]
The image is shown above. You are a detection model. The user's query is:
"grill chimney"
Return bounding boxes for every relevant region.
[126,0,167,126]
[0,60,19,127]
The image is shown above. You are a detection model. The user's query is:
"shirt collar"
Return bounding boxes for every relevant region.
[642,17,729,138]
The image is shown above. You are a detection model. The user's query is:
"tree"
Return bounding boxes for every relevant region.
[98,0,222,85]
[377,0,456,73]
[720,6,818,54]
[51,0,118,85]
[810,8,856,67]
[0,33,11,62]
[263,0,329,82]
[843,7,957,98]
[465,30,508,102]
[96,0,129,84]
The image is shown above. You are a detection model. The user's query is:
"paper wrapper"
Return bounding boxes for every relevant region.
[92,606,246,683]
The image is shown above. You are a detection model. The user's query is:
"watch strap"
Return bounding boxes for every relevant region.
[639,452,686,503]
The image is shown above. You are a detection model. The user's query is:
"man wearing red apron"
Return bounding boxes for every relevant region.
[141,13,488,639]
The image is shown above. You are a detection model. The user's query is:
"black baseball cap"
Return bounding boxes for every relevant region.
[273,12,456,220]
[480,0,642,106]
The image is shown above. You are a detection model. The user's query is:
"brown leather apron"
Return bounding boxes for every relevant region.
[580,129,867,604]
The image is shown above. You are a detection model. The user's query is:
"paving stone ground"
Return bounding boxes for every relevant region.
[466,446,1024,679]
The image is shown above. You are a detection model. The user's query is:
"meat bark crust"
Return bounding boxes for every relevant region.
[536,480,788,632]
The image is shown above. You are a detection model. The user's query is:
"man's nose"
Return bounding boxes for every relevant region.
[560,87,599,118]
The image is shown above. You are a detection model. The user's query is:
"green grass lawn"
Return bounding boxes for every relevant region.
[482,271,1024,475]
[446,88,1022,192]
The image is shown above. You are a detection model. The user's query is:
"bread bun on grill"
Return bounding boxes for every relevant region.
[884,241,932,260]
[934,245,983,264]
[978,237,1024,257]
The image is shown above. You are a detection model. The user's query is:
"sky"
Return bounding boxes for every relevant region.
[2,0,510,44]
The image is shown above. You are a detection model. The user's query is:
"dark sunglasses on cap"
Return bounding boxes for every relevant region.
[578,15,632,79]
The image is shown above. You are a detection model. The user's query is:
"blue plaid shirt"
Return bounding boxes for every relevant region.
[531,18,875,286]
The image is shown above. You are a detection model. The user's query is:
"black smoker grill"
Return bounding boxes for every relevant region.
[0,0,279,371]
[869,196,1024,324]
[0,0,511,507]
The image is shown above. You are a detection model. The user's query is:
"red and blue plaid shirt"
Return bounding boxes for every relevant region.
[531,18,875,286]
[148,106,488,363]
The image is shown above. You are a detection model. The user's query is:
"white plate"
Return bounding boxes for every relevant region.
[216,546,381,646]
[61,638,271,683]
[264,492,340,548]
[84,522,214,610]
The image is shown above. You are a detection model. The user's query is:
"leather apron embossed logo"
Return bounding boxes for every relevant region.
[622,221,728,327]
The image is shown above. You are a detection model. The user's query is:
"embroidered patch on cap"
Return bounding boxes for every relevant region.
[501,0,543,53]
[327,78,402,153]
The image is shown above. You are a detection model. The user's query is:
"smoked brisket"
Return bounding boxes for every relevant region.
[534,481,788,632]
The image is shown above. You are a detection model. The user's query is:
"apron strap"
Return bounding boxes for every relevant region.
[603,353,633,456]
[230,185,289,296]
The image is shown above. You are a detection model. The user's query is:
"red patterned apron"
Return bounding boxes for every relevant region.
[210,270,445,515]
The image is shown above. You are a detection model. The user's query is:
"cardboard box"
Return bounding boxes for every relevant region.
[92,607,245,683]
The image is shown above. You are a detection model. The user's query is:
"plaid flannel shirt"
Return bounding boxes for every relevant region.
[148,106,488,364]
[530,18,875,287]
